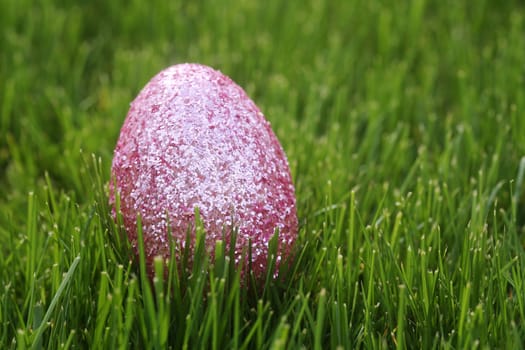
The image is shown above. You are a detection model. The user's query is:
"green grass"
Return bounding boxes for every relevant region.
[1,0,525,348]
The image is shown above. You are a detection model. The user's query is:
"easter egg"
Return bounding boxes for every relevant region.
[110,63,298,281]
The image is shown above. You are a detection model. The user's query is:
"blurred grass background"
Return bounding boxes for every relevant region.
[1,0,525,348]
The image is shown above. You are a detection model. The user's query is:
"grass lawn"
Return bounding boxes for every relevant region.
[2,0,525,348]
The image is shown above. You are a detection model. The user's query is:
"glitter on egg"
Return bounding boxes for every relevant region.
[110,63,298,281]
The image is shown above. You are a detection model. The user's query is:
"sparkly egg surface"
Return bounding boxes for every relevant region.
[111,63,298,280]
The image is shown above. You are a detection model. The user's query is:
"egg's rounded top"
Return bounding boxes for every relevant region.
[111,63,298,279]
